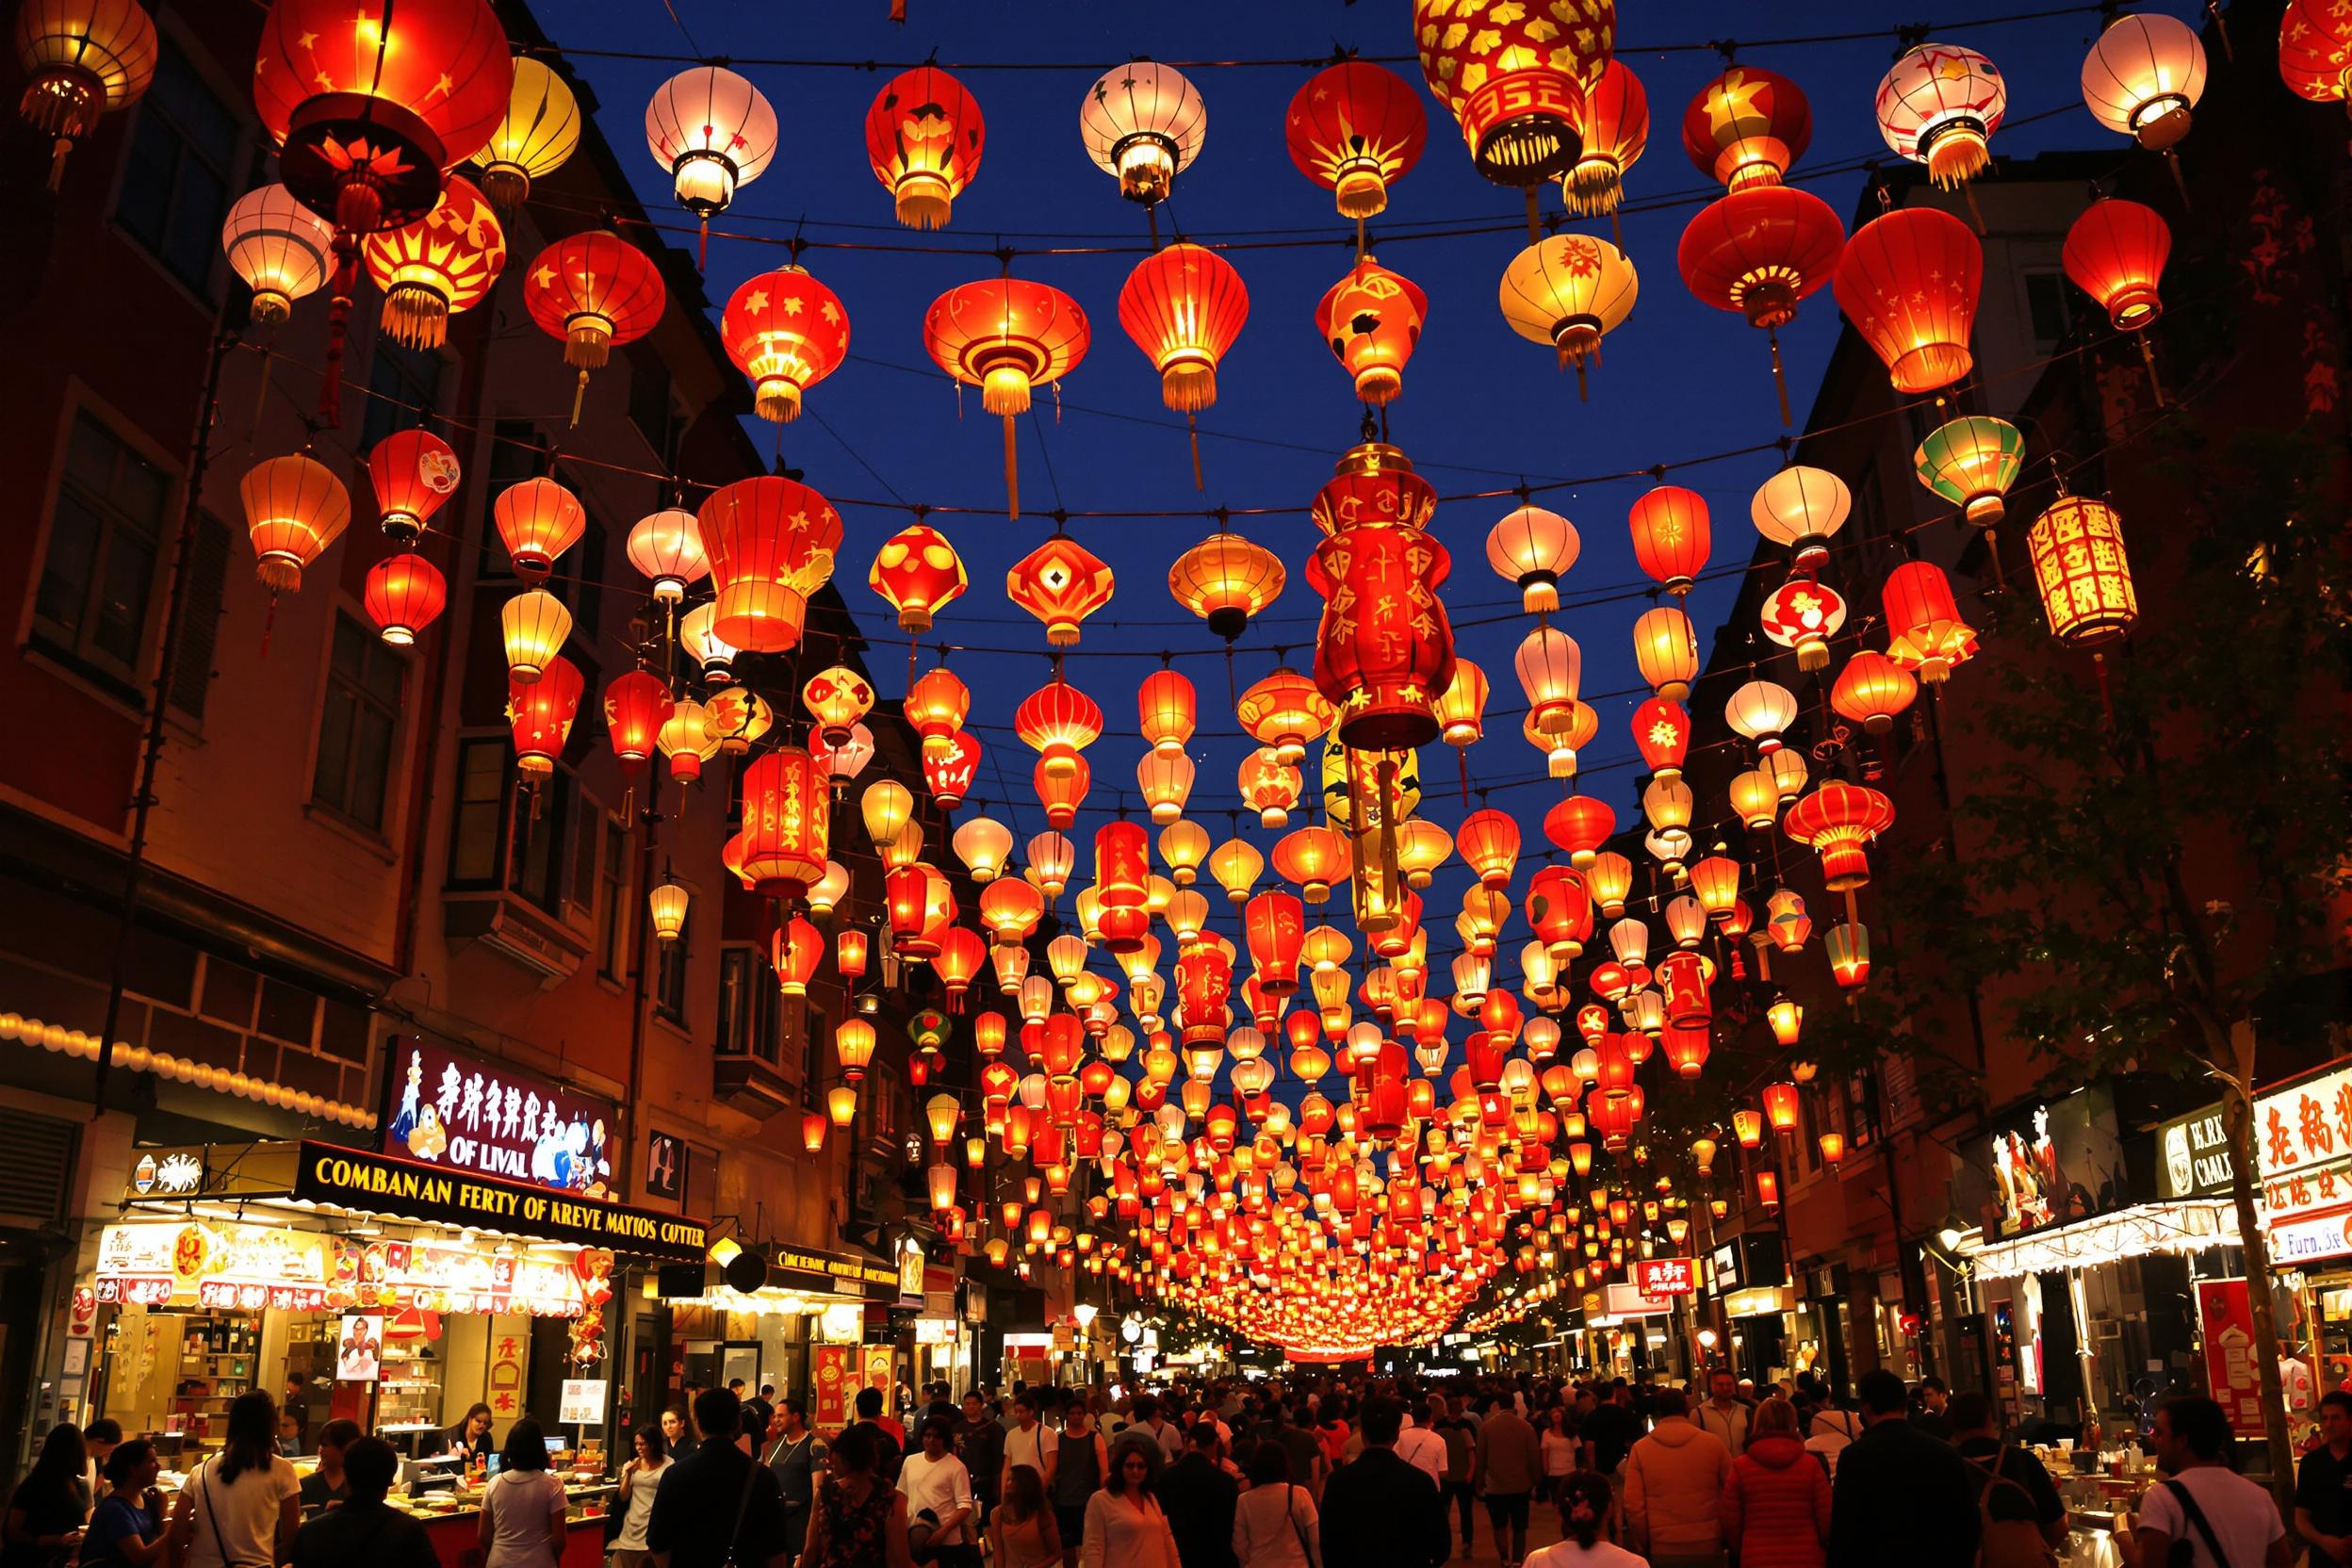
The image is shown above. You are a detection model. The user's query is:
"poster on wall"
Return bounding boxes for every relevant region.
[862,1344,896,1400]
[1960,1087,2130,1240]
[384,1040,616,1199]
[2196,1279,2268,1437]
[336,1315,383,1381]
[812,1346,853,1429]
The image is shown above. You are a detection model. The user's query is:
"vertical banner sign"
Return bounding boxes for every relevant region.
[488,1314,530,1425]
[862,1344,896,1400]
[812,1345,853,1429]
[2196,1279,2264,1437]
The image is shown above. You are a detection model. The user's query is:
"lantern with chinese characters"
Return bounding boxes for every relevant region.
[507,657,581,776]
[1168,533,1284,640]
[1752,466,1849,574]
[740,749,830,901]
[2028,495,2138,645]
[14,0,155,185]
[1566,60,1647,216]
[1830,649,1917,733]
[361,174,504,349]
[240,453,350,594]
[1238,749,1302,829]
[1175,941,1232,1046]
[1307,442,1454,749]
[1318,256,1428,406]
[476,57,578,206]
[1413,0,1615,193]
[722,266,850,425]
[697,475,843,653]
[1245,890,1305,998]
[923,277,1089,521]
[646,65,776,218]
[2063,197,2169,333]
[1496,235,1638,397]
[1683,66,1811,190]
[1783,781,1896,892]
[1138,669,1196,756]
[864,65,984,229]
[626,509,707,603]
[1015,678,1102,779]
[365,428,460,547]
[1876,43,2005,188]
[1284,60,1427,220]
[868,525,967,634]
[220,185,335,326]
[1119,242,1249,414]
[1758,578,1847,672]
[1834,205,1981,395]
[1679,185,1845,424]
[2082,11,2205,150]
[923,732,981,810]
[602,672,672,766]
[1080,61,1206,205]
[363,554,447,646]
[1486,505,1579,612]
[1883,561,1978,682]
[1915,416,2024,527]
[2280,0,2352,113]
[1007,535,1116,646]
[1092,821,1151,954]
[1236,667,1335,764]
[522,231,666,424]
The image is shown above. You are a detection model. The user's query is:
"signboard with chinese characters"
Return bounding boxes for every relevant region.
[1600,1282,1674,1318]
[2196,1280,2265,1438]
[2158,1103,2236,1200]
[384,1040,616,1199]
[2256,1061,2352,1257]
[812,1345,853,1429]
[1634,1258,1697,1298]
[93,1220,600,1317]
[559,1379,608,1425]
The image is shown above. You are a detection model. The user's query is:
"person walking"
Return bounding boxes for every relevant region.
[1621,1391,1730,1568]
[1080,1437,1181,1568]
[1524,1472,1646,1568]
[1051,1401,1107,1568]
[1158,1423,1239,1568]
[2123,1396,2290,1568]
[1690,1373,1748,1459]
[286,1438,434,1568]
[1539,1409,1580,1509]
[898,1416,978,1567]
[1718,1399,1828,1568]
[478,1419,567,1568]
[1316,1398,1446,1568]
[1005,1394,1063,1502]
[1230,1446,1318,1568]
[764,1399,825,1562]
[956,1394,1005,1528]
[1475,1395,1544,1568]
[1432,1396,1479,1557]
[1823,1370,1981,1568]
[611,1424,672,1568]
[173,1394,302,1568]
[1947,1391,2067,1562]
[2298,1390,2352,1566]
[1394,1404,1448,1491]
[990,1466,1062,1568]
[646,1389,791,1568]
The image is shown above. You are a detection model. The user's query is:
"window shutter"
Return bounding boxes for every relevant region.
[0,1110,76,1222]
[168,512,232,720]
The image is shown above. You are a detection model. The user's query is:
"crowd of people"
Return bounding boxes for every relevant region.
[7,1362,2326,1568]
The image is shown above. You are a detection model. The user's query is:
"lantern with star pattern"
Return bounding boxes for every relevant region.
[723,266,850,424]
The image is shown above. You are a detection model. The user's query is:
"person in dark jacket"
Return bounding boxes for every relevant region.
[1318,1398,1447,1568]
[1825,1371,1981,1568]
[956,1393,1006,1522]
[1158,1422,1239,1568]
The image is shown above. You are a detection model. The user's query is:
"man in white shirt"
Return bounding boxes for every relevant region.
[899,1417,977,1566]
[1001,1392,1059,1495]
[2127,1396,2291,1568]
[1396,1401,1448,1486]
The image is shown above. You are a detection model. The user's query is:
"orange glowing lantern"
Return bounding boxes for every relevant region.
[1830,649,1917,734]
[1119,242,1250,413]
[521,231,666,424]
[14,0,155,186]
[1236,667,1336,765]
[1007,535,1116,646]
[240,453,350,595]
[1543,795,1614,869]
[1882,561,1978,683]
[1168,532,1285,641]
[905,666,972,745]
[1678,186,1845,424]
[2028,495,2138,646]
[1825,923,1870,989]
[1834,204,1982,395]
[739,748,831,900]
[1285,60,1427,220]
[602,671,673,766]
[493,477,586,583]
[722,265,850,425]
[1014,678,1102,779]
[1630,696,1689,780]
[1138,668,1197,755]
[1782,782,1896,892]
[1318,257,1428,406]
[361,174,505,350]
[2062,197,2170,331]
[923,276,1089,521]
[1271,827,1349,905]
[1238,749,1303,829]
[1682,65,1811,190]
[771,917,824,997]
[698,475,843,654]
[1566,60,1648,216]
[1032,755,1089,831]
[2280,0,2352,114]
[507,656,582,776]
[863,65,984,229]
[868,524,968,634]
[1627,484,1710,596]
[363,553,448,646]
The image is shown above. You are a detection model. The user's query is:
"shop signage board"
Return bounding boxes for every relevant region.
[559,1379,608,1425]
[1634,1258,1697,1298]
[2195,1280,2266,1438]
[2158,1104,2236,1200]
[1600,1283,1673,1318]
[294,1143,709,1261]
[384,1040,617,1199]
[769,1243,900,1299]
[94,1218,602,1316]
[2256,1062,2352,1258]
[812,1346,853,1428]
[1967,1088,2128,1241]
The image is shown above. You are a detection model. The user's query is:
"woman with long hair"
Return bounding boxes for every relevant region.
[4,1425,89,1568]
[610,1424,671,1568]
[478,1419,566,1568]
[173,1393,301,1568]
[800,1423,911,1568]
[1079,1437,1179,1568]
[79,1443,168,1568]
[443,1404,496,1468]
[988,1463,1061,1568]
[1523,1472,1645,1567]
[1230,1443,1318,1568]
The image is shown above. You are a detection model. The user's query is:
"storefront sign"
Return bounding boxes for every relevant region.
[811,1345,853,1429]
[645,1135,687,1202]
[294,1143,708,1261]
[2266,1211,2352,1266]
[1600,1283,1674,1318]
[1967,1088,2128,1240]
[384,1040,616,1199]
[768,1243,901,1299]
[2257,1062,2352,1244]
[559,1379,608,1425]
[2158,1104,2236,1200]
[862,1344,896,1398]
[2196,1280,2266,1438]
[94,1219,602,1317]
[1634,1258,1697,1298]
[898,1242,925,1306]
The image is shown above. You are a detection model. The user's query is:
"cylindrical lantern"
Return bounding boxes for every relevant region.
[2027,496,2138,645]
[698,475,844,654]
[739,749,831,899]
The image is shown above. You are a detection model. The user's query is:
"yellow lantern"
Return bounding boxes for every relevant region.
[1210,839,1263,906]
[499,589,571,684]
[1631,606,1699,700]
[1136,752,1196,825]
[2028,495,2138,645]
[836,1018,877,1080]
[1496,235,1640,398]
[1585,852,1633,920]
[239,452,350,595]
[827,1086,860,1127]
[647,880,690,943]
[1159,820,1210,886]
[862,779,913,849]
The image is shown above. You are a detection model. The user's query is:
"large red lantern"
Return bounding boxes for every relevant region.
[1284,60,1428,220]
[1244,891,1305,997]
[507,656,582,776]
[361,174,505,350]
[1525,866,1592,963]
[1306,442,1455,749]
[863,66,985,230]
[2280,0,2352,114]
[1678,187,1845,423]
[1118,242,1250,413]
[1782,782,1896,892]
[1834,205,1982,395]
[1176,942,1232,1046]
[2062,197,2170,331]
[1567,60,1648,217]
[722,266,850,424]
[868,525,967,635]
[923,277,1089,520]
[1882,561,1978,683]
[522,231,667,424]
[1543,794,1615,868]
[365,428,461,546]
[1014,678,1102,778]
[1413,0,1614,190]
[1317,257,1428,406]
[1006,536,1116,646]
[697,475,844,653]
[1626,484,1710,595]
[739,749,830,900]
[1681,66,1812,190]
[1830,650,1918,733]
[363,553,447,646]
[602,671,673,766]
[1456,809,1519,889]
[1096,821,1151,955]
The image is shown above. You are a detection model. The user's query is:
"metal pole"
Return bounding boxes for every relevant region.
[91,325,238,1117]
[620,766,662,1197]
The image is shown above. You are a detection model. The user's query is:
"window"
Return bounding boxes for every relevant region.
[627,356,675,466]
[716,946,779,1064]
[166,513,233,721]
[445,736,587,919]
[597,819,629,981]
[116,40,239,295]
[2024,271,2073,349]
[448,738,509,885]
[512,770,574,916]
[35,412,172,687]
[654,909,689,1025]
[361,338,445,449]
[566,794,603,933]
[311,614,405,832]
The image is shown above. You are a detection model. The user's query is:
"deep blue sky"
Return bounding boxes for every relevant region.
[547,0,2189,1007]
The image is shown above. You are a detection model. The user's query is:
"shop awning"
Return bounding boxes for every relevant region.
[1953,1198,2238,1282]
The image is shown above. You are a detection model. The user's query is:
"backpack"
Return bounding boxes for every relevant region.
[1968,1448,2056,1568]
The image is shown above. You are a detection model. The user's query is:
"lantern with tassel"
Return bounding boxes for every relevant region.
[923,277,1089,521]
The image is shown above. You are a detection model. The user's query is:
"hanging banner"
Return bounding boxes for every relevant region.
[2196,1279,2266,1438]
[2256,1061,2352,1258]
[812,1345,854,1429]
[862,1344,897,1400]
[384,1040,617,1198]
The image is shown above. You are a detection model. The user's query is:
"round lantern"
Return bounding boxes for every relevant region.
[924,733,981,810]
[1118,242,1249,413]
[494,477,586,580]
[1681,66,1812,190]
[1318,257,1428,406]
[1915,416,2025,527]
[508,656,582,775]
[1007,535,1116,646]
[956,818,1012,884]
[1724,678,1798,753]
[1566,60,1648,216]
[1515,628,1582,736]
[1876,43,2006,188]
[1882,561,1979,682]
[704,689,773,758]
[2280,0,2352,112]
[2062,197,2170,331]
[923,277,1090,521]
[627,509,708,601]
[603,671,673,766]
[2082,12,2206,149]
[1413,0,1615,188]
[739,749,830,900]
[522,231,666,424]
[1834,205,1982,395]
[1751,466,1850,572]
[1782,782,1896,892]
[240,452,350,594]
[1080,61,1206,205]
[1543,794,1614,868]
[2027,496,2138,645]
[1627,485,1709,596]
[1758,578,1847,671]
[1678,187,1845,423]
[905,666,972,743]
[362,553,447,646]
[657,701,719,784]
[1235,667,1334,765]
[862,527,962,638]
[1632,606,1699,700]
[476,57,579,207]
[1830,649,1917,734]
[678,605,738,685]
[1525,866,1593,964]
[1138,668,1196,756]
[802,666,874,747]
[500,589,570,683]
[722,266,851,424]
[697,475,844,653]
[1237,749,1302,829]
[1014,679,1102,778]
[220,185,335,326]
[361,173,505,349]
[645,65,776,216]
[1284,60,1427,220]
[864,66,985,230]
[1496,235,1638,397]
[1272,826,1349,903]
[13,0,155,184]
[1485,504,1579,612]
[1168,532,1284,639]
[1136,752,1194,825]
[365,428,460,546]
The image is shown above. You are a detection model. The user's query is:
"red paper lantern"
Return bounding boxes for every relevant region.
[2279,0,2352,113]
[1456,809,1520,889]
[1285,61,1428,219]
[1138,668,1197,755]
[1659,1023,1711,1080]
[1834,205,1982,394]
[362,553,447,646]
[522,231,666,424]
[1096,821,1151,955]
[1014,678,1102,778]
[1176,942,1233,1046]
[602,671,673,765]
[2062,197,2170,331]
[1543,794,1615,867]
[508,656,582,776]
[1830,649,1918,733]
[1625,483,1710,596]
[923,277,1089,520]
[869,525,967,634]
[1654,950,1711,1029]
[1567,60,1649,215]
[1525,865,1592,961]
[1307,443,1455,749]
[1882,561,1978,683]
[1757,578,1849,672]
[1317,257,1429,406]
[771,916,824,997]
[1006,535,1116,646]
[492,477,585,583]
[923,730,982,809]
[932,926,987,1007]
[697,475,844,654]
[905,667,972,743]
[365,428,461,546]
[1235,667,1336,764]
[1413,0,1614,188]
[722,266,850,424]
[1782,781,1897,892]
[1681,66,1812,189]
[1271,827,1349,904]
[863,66,985,229]
[1032,755,1089,830]
[738,748,830,899]
[1679,187,1845,422]
[1244,891,1305,998]
[1630,696,1689,779]
[1118,242,1250,412]
[361,174,505,350]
